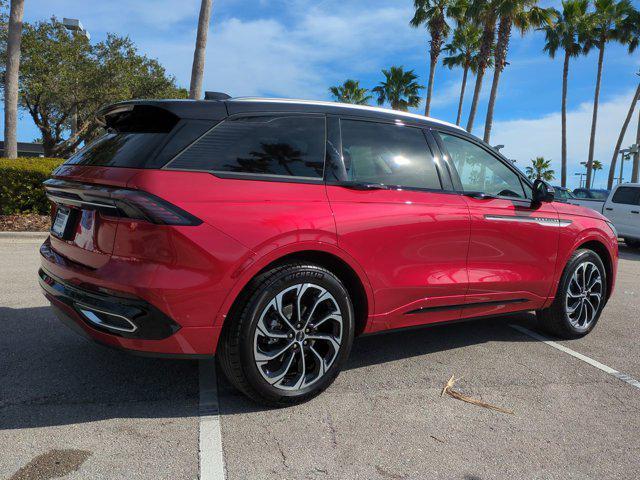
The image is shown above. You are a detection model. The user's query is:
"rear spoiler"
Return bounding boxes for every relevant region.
[96,99,229,129]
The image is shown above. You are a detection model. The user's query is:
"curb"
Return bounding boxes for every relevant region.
[0,231,49,241]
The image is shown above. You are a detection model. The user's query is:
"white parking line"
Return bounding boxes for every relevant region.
[510,324,640,390]
[199,360,226,480]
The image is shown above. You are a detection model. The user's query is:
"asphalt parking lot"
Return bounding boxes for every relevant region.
[1,235,639,479]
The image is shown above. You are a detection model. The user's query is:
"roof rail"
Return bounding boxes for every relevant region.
[204,91,231,101]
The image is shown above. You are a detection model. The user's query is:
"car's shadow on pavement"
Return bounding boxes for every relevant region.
[217,311,542,415]
[0,306,541,427]
[0,306,200,431]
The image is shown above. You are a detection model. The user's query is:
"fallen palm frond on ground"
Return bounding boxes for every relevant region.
[441,374,514,415]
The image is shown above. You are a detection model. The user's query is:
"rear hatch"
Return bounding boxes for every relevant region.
[44,101,225,269]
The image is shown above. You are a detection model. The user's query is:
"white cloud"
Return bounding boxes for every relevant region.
[141,4,426,100]
[490,90,640,189]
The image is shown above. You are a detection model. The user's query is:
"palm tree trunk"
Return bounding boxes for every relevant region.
[561,51,570,187]
[466,70,485,133]
[456,65,469,126]
[632,107,640,183]
[586,41,605,189]
[466,19,496,133]
[606,83,640,189]
[189,0,213,100]
[425,55,437,116]
[3,0,25,159]
[483,18,511,144]
[483,68,501,143]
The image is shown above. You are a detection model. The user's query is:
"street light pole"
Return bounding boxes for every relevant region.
[62,18,90,137]
[618,149,630,185]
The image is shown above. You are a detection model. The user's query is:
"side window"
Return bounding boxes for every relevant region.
[168,116,325,178]
[340,120,441,190]
[439,133,526,199]
[612,187,639,205]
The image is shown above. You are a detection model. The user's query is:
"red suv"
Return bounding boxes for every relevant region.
[40,95,618,405]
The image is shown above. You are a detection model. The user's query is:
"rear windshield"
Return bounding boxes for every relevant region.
[64,132,168,168]
[64,104,188,169]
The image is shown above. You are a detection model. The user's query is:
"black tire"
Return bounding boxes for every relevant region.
[217,262,355,407]
[537,249,607,339]
[625,238,640,249]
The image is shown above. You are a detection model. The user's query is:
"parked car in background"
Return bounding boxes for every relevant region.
[553,186,577,203]
[568,188,610,210]
[39,96,619,406]
[566,184,640,248]
[602,184,640,248]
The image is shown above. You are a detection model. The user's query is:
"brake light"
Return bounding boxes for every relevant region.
[43,179,202,226]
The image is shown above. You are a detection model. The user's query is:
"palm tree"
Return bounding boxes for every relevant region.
[607,75,640,188]
[525,157,555,181]
[373,66,424,112]
[632,107,640,183]
[2,0,25,159]
[329,80,372,105]
[583,0,636,189]
[591,159,603,187]
[410,0,457,116]
[541,0,590,188]
[465,0,499,133]
[608,11,640,187]
[442,24,485,125]
[189,0,213,99]
[483,0,555,144]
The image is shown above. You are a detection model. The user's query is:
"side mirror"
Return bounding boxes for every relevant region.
[533,178,555,203]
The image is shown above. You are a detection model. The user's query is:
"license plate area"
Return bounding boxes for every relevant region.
[51,206,77,239]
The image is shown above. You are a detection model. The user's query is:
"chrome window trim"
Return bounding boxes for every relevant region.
[484,214,572,227]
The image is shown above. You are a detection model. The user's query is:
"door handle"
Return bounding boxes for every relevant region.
[605,207,613,211]
[631,210,639,214]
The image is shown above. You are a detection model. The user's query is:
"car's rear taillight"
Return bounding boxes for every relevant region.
[44,179,202,226]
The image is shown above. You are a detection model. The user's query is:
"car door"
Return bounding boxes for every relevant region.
[324,117,471,332]
[605,186,640,238]
[434,130,560,319]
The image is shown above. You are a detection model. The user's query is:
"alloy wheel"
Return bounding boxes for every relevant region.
[253,283,343,391]
[565,261,603,332]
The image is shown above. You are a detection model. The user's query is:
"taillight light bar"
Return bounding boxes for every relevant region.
[43,179,202,226]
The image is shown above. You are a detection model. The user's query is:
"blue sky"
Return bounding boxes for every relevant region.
[2,0,640,188]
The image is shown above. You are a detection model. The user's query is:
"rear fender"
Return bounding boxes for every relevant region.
[213,241,375,334]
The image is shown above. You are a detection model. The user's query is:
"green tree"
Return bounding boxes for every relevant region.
[329,79,372,105]
[4,18,186,158]
[542,0,590,188]
[373,66,424,112]
[525,156,555,181]
[442,23,486,125]
[410,0,460,116]
[583,0,637,189]
[465,0,499,133]
[483,0,555,143]
[591,159,603,187]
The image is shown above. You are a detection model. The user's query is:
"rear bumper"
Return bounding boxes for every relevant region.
[39,237,223,357]
[48,302,211,359]
[39,268,181,340]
